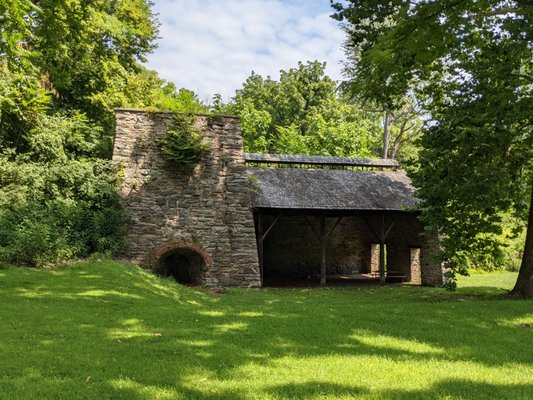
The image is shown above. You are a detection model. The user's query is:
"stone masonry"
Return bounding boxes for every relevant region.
[113,109,444,287]
[113,109,261,287]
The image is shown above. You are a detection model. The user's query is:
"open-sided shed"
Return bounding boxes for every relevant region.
[246,153,444,286]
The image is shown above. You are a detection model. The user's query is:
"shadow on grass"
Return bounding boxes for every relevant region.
[267,382,366,398]
[266,379,533,400]
[378,379,533,400]
[1,262,531,399]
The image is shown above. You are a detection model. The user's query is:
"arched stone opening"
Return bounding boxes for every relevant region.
[150,241,212,286]
[157,248,205,285]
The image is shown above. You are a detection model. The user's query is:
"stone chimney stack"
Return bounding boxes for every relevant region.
[112,109,260,287]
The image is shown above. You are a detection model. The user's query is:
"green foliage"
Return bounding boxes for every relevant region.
[89,66,207,130]
[228,61,382,157]
[31,0,158,123]
[503,229,527,272]
[333,0,533,294]
[158,87,207,114]
[0,200,126,267]
[0,0,209,267]
[0,58,130,267]
[1,0,204,136]
[0,0,37,73]
[157,114,209,166]
[0,144,127,267]
[0,66,50,151]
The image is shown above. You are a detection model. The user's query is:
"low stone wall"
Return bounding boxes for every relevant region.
[112,109,260,287]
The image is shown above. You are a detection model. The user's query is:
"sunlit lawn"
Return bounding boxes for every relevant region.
[0,262,531,399]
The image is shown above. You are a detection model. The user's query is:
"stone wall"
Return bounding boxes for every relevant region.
[112,109,260,287]
[112,109,443,288]
[409,248,422,285]
[369,244,380,274]
[367,213,444,286]
[420,233,444,286]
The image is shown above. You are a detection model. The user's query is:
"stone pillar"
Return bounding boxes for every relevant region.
[420,233,444,286]
[409,247,422,284]
[112,109,261,287]
[369,243,380,275]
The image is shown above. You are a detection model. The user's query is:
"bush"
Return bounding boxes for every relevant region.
[0,107,129,267]
[0,198,127,268]
[156,114,209,166]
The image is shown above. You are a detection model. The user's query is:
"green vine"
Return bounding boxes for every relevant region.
[157,114,209,166]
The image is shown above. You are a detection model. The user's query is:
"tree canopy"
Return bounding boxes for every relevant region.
[0,0,206,266]
[332,0,533,297]
[227,61,383,158]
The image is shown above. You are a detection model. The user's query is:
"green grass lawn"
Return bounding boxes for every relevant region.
[0,262,531,400]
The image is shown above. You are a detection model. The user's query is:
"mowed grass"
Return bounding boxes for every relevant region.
[0,262,531,400]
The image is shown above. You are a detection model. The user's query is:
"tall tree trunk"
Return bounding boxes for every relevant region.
[511,181,533,298]
[390,134,402,160]
[382,109,391,159]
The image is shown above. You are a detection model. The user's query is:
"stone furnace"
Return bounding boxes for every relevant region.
[113,109,444,287]
[113,109,261,287]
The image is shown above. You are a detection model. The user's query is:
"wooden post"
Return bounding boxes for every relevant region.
[380,214,386,285]
[320,214,326,286]
[257,213,264,286]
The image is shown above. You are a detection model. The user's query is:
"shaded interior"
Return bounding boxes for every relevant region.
[157,248,205,286]
[258,213,424,286]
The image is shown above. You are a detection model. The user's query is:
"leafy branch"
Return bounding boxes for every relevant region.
[157,114,209,166]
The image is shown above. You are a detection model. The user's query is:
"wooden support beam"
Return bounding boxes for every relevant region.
[303,215,344,287]
[262,213,282,241]
[325,217,343,242]
[320,214,326,287]
[257,213,264,286]
[380,214,386,286]
[362,216,380,242]
[363,214,397,285]
[385,216,397,239]
[304,215,320,240]
[256,213,283,286]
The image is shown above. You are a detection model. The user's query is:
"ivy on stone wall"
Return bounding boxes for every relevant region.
[157,114,209,166]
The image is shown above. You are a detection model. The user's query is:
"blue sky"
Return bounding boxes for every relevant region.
[145,0,346,102]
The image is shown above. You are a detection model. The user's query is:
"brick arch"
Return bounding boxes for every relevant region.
[148,241,213,285]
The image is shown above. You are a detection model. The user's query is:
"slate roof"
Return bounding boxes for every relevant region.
[247,167,418,211]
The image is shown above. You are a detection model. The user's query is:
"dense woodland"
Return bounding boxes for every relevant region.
[0,1,531,296]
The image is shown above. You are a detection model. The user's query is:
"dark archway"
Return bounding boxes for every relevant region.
[158,248,205,285]
[150,241,212,286]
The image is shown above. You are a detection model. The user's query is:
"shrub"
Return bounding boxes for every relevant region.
[156,114,209,166]
[0,197,127,268]
[0,107,129,267]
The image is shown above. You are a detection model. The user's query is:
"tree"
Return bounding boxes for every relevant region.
[229,61,382,157]
[31,0,158,124]
[332,0,533,297]
[359,97,424,161]
[0,1,205,266]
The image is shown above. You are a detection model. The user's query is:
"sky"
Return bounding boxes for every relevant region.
[145,0,347,103]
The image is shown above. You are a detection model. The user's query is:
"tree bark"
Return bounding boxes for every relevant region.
[382,109,391,159]
[511,181,533,298]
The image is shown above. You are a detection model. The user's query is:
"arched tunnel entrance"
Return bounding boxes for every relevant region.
[152,242,211,286]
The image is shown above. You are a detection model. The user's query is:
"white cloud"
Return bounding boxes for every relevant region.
[145,0,346,102]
